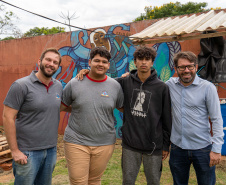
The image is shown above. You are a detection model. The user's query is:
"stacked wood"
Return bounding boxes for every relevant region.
[0,134,12,171]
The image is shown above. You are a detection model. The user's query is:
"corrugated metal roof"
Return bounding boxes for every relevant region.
[131,9,226,41]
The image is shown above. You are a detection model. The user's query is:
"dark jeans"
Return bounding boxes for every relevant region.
[169,143,216,185]
[13,147,57,185]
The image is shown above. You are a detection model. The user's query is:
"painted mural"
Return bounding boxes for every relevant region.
[38,24,181,138]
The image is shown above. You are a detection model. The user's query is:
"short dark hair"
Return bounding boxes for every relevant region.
[90,47,111,61]
[173,51,197,67]
[40,48,62,65]
[133,46,157,62]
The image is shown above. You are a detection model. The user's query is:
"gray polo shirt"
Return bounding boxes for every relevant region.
[4,71,63,151]
[62,75,124,146]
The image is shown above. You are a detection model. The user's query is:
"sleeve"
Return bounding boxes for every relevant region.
[162,84,172,151]
[206,84,224,153]
[3,82,27,110]
[115,77,124,90]
[116,84,124,109]
[62,80,73,107]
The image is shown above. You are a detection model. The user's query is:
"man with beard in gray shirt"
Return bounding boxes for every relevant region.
[3,48,63,185]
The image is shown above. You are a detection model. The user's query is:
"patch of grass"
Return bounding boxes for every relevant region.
[1,138,226,185]
[0,181,14,185]
[101,140,226,185]
[102,143,122,184]
[52,158,68,177]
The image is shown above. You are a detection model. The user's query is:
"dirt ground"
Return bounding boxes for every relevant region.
[0,135,226,184]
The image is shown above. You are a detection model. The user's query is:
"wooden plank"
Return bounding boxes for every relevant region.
[0,141,7,145]
[0,149,11,156]
[0,144,9,151]
[0,136,6,142]
[0,157,12,164]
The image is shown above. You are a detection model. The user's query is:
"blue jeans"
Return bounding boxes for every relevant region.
[13,147,57,185]
[169,143,215,185]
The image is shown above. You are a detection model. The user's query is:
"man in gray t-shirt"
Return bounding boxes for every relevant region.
[3,48,63,185]
[61,47,124,184]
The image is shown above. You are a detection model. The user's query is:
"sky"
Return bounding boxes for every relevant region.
[1,0,225,37]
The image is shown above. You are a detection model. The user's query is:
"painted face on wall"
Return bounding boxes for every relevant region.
[39,52,60,78]
[92,31,110,51]
[175,58,197,86]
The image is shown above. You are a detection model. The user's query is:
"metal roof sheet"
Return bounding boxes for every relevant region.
[131,9,226,41]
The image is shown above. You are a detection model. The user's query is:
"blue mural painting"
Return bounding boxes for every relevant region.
[153,42,181,81]
[44,24,181,138]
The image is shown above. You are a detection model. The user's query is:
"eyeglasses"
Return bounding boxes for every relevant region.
[177,64,196,71]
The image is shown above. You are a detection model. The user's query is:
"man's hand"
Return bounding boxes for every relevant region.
[12,149,28,165]
[76,69,90,80]
[121,72,129,78]
[162,150,169,161]
[209,151,221,167]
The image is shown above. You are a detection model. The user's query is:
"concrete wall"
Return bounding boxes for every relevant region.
[0,20,225,136]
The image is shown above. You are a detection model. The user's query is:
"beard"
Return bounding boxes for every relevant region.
[40,62,57,78]
[178,71,196,84]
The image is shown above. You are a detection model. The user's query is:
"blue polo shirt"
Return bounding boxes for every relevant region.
[166,75,224,153]
[4,71,63,151]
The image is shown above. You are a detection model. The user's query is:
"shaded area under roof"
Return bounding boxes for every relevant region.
[131,9,226,45]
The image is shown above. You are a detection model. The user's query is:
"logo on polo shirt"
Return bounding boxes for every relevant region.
[56,93,61,100]
[101,91,109,97]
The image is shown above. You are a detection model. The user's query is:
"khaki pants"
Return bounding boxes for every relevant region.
[64,141,115,185]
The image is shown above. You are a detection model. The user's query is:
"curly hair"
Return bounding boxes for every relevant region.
[90,47,111,61]
[133,46,157,62]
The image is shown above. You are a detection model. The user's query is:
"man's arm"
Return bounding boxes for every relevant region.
[206,84,224,166]
[162,150,169,161]
[209,151,221,167]
[2,105,27,164]
[76,69,90,80]
[162,85,172,160]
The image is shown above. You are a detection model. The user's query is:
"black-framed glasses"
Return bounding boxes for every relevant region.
[177,64,196,71]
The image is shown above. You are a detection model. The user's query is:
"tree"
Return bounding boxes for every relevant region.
[0,4,21,39]
[134,2,213,21]
[0,36,15,41]
[23,27,65,37]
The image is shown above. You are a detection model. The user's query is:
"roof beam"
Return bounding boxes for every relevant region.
[132,31,226,45]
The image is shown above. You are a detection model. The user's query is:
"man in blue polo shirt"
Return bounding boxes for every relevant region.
[3,48,63,185]
[166,51,224,185]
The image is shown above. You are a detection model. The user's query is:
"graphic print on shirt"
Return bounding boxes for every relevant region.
[101,91,109,97]
[56,93,61,100]
[130,89,151,118]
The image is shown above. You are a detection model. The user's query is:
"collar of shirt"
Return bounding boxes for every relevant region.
[30,70,55,84]
[174,74,200,87]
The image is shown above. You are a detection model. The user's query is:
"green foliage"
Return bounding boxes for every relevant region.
[52,158,68,177]
[134,2,210,21]
[0,4,21,37]
[0,36,15,41]
[23,27,65,37]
